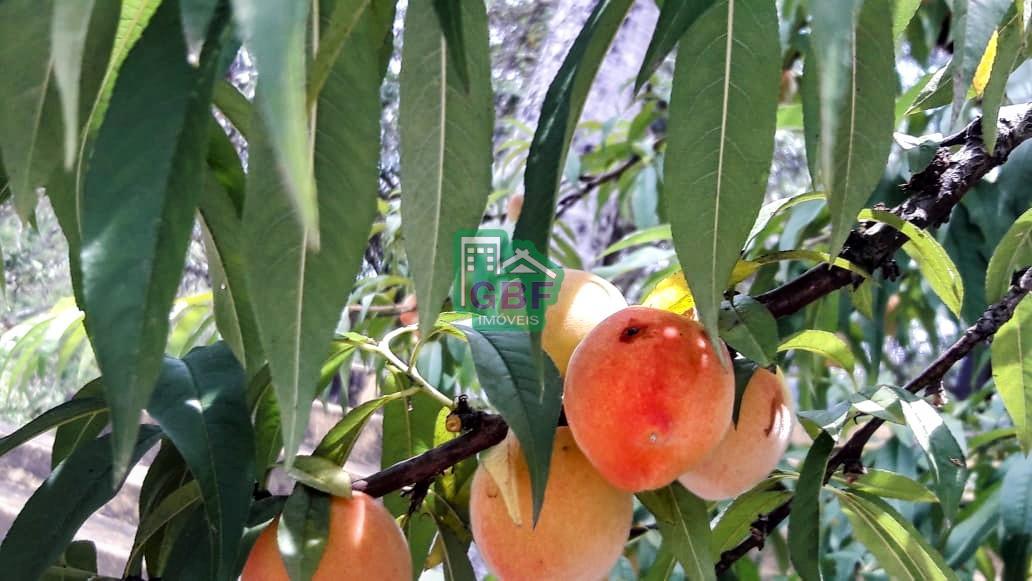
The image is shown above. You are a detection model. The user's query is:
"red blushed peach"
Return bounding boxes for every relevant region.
[678,367,793,500]
[242,492,410,581]
[564,307,734,492]
[470,428,633,581]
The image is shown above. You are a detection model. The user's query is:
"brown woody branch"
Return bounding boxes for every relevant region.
[349,104,1032,565]
[715,266,1032,573]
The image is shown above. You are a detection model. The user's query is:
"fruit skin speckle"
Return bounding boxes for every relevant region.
[564,306,735,492]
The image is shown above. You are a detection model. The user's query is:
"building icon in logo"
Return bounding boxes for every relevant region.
[454,230,563,331]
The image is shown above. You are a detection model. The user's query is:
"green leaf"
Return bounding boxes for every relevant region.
[436,518,476,581]
[745,191,826,248]
[891,0,922,41]
[858,209,964,318]
[230,0,318,248]
[462,328,563,523]
[718,296,778,366]
[822,0,896,259]
[314,391,411,464]
[993,298,1032,453]
[834,468,938,502]
[0,426,161,580]
[146,343,254,581]
[981,9,1024,153]
[402,509,437,580]
[789,431,834,580]
[778,330,856,374]
[945,483,1001,568]
[907,59,954,115]
[286,455,353,497]
[730,358,758,426]
[987,208,1032,302]
[513,0,633,257]
[128,480,203,571]
[51,379,110,467]
[400,0,493,337]
[380,373,444,516]
[808,0,860,188]
[1000,455,1032,579]
[892,387,967,520]
[832,489,959,580]
[431,0,471,92]
[0,0,62,219]
[51,0,96,167]
[637,484,716,581]
[634,0,718,91]
[710,485,792,557]
[0,384,106,459]
[952,0,1012,122]
[253,382,283,481]
[212,80,252,140]
[80,0,228,476]
[663,0,780,351]
[801,50,820,183]
[135,441,192,578]
[180,0,219,54]
[307,0,373,105]
[798,402,851,440]
[244,1,394,468]
[600,223,672,256]
[278,486,331,581]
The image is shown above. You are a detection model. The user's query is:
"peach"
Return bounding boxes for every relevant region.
[506,193,524,223]
[564,307,734,491]
[542,269,627,375]
[678,367,794,500]
[470,428,633,581]
[242,491,411,581]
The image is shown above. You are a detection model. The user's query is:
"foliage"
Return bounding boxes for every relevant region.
[0,0,1030,579]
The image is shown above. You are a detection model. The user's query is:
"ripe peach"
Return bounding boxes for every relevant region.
[564,307,734,492]
[678,367,794,500]
[242,491,411,581]
[506,193,524,222]
[470,428,633,581]
[398,294,418,327]
[542,269,627,375]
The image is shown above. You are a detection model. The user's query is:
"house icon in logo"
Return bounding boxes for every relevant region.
[453,229,564,331]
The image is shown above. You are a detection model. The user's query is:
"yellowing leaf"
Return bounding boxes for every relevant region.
[730,260,761,285]
[642,270,695,315]
[972,29,999,98]
[481,436,523,526]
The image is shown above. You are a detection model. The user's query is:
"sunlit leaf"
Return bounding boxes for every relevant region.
[278,486,331,581]
[638,484,716,581]
[778,330,857,374]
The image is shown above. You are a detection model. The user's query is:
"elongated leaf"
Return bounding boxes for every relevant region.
[52,0,96,167]
[80,0,228,476]
[1000,455,1032,579]
[663,0,780,349]
[946,484,1001,567]
[981,9,1023,154]
[809,0,860,189]
[993,298,1032,453]
[0,426,161,580]
[892,0,922,41]
[51,380,110,467]
[279,486,331,581]
[637,484,715,581]
[462,328,563,523]
[147,343,254,581]
[789,431,833,580]
[953,0,1012,123]
[307,0,373,104]
[0,0,61,219]
[437,519,476,581]
[253,382,283,480]
[380,373,444,516]
[286,455,353,497]
[402,510,437,580]
[746,191,825,248]
[835,468,938,502]
[314,391,411,464]
[892,387,967,520]
[718,295,778,366]
[230,0,318,248]
[244,1,394,467]
[635,0,718,91]
[833,489,959,580]
[601,224,672,257]
[710,486,792,557]
[0,390,106,459]
[129,480,203,569]
[778,330,857,373]
[859,209,964,318]
[987,208,1032,302]
[641,270,695,314]
[400,0,493,337]
[180,0,219,54]
[823,0,895,259]
[200,166,264,377]
[431,0,470,92]
[513,0,633,256]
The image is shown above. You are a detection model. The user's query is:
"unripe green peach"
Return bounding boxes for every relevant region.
[564,306,734,492]
[542,269,627,375]
[678,367,793,500]
[470,428,633,581]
